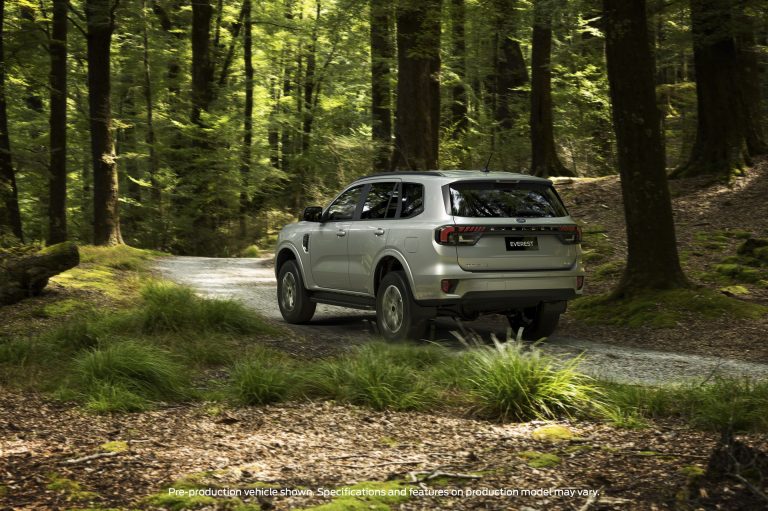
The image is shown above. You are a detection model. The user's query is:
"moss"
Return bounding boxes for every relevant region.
[145,492,217,510]
[99,441,129,453]
[580,226,612,263]
[713,263,761,282]
[571,288,767,329]
[719,285,750,296]
[32,298,83,318]
[518,451,562,468]
[592,261,624,280]
[299,481,410,511]
[531,425,575,442]
[46,474,99,501]
[678,465,705,478]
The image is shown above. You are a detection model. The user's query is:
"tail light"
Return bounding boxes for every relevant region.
[576,276,585,290]
[558,224,582,244]
[435,225,486,246]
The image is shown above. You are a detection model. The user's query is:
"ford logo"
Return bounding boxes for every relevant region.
[516,218,526,223]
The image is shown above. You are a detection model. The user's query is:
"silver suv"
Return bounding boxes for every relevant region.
[275,171,584,340]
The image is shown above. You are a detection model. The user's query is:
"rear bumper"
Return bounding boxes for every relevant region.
[416,288,576,315]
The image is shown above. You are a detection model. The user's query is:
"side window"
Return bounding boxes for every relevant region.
[326,185,363,221]
[399,183,424,219]
[361,182,399,220]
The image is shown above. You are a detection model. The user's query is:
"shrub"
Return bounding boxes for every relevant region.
[240,245,261,258]
[463,342,600,421]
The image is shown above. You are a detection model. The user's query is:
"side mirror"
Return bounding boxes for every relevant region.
[302,206,323,222]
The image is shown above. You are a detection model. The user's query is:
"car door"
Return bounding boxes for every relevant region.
[347,181,399,294]
[310,184,364,290]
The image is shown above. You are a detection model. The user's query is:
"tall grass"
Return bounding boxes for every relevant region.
[71,341,189,411]
[303,343,442,411]
[229,347,298,405]
[138,281,279,335]
[463,342,600,421]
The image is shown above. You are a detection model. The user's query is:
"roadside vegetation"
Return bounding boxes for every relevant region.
[2,247,766,435]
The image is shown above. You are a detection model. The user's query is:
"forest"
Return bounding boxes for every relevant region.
[0,0,764,258]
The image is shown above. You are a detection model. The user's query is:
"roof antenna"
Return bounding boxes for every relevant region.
[482,152,494,173]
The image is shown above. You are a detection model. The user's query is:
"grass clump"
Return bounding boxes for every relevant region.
[571,288,767,329]
[463,342,599,421]
[300,481,410,511]
[229,347,298,405]
[303,342,440,411]
[138,281,280,336]
[70,340,189,411]
[602,379,768,432]
[518,451,562,468]
[240,245,261,258]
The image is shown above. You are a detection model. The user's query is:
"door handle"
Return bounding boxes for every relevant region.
[336,230,347,237]
[374,228,385,236]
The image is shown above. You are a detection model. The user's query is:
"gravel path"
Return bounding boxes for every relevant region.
[156,256,768,386]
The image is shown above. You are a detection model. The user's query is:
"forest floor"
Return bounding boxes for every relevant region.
[2,163,768,511]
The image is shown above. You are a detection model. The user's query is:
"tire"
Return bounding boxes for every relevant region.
[507,303,563,341]
[277,260,316,324]
[376,271,427,341]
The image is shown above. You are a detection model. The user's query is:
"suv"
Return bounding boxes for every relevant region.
[274,171,584,340]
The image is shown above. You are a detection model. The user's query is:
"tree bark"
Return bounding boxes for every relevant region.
[370,0,394,170]
[0,0,23,242]
[86,0,123,246]
[530,0,573,178]
[191,0,215,127]
[391,0,441,171]
[0,242,79,305]
[490,0,528,131]
[734,5,767,156]
[603,0,688,295]
[142,0,162,248]
[240,0,253,238]
[672,0,755,179]
[48,0,68,244]
[450,0,467,138]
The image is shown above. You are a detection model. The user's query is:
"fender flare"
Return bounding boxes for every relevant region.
[370,249,417,298]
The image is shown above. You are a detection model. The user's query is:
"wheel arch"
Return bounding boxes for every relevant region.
[275,244,309,284]
[372,251,416,298]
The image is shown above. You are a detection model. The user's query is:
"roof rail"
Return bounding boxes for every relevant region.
[352,171,445,181]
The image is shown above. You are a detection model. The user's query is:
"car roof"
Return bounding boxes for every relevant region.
[353,170,552,183]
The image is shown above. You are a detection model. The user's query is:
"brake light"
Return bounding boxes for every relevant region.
[435,225,486,246]
[558,224,582,244]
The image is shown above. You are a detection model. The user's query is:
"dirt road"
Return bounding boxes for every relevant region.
[156,256,768,385]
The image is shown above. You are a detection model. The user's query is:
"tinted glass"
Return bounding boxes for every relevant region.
[326,185,363,220]
[361,182,398,220]
[449,182,567,218]
[400,183,424,219]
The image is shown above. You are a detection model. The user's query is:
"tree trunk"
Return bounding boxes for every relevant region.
[530,0,573,178]
[370,0,394,170]
[240,0,253,238]
[490,0,528,131]
[391,0,441,171]
[0,0,23,242]
[86,0,123,246]
[603,0,688,295]
[48,0,68,244]
[734,5,767,156]
[191,0,215,127]
[450,0,467,138]
[672,0,751,179]
[0,242,79,305]
[142,0,163,248]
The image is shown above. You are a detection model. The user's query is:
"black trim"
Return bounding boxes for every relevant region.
[417,289,576,315]
[353,171,445,182]
[310,291,376,310]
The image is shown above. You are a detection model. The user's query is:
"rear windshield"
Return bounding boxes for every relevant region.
[449,181,568,218]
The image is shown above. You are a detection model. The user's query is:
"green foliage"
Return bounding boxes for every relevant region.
[571,288,767,328]
[229,347,298,405]
[138,281,280,336]
[463,342,599,421]
[518,451,562,468]
[602,379,768,433]
[297,481,410,511]
[240,245,261,258]
[303,342,441,411]
[70,340,189,410]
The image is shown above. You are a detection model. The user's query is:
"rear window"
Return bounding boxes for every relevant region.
[449,181,567,218]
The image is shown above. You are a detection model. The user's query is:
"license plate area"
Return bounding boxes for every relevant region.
[505,236,538,251]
